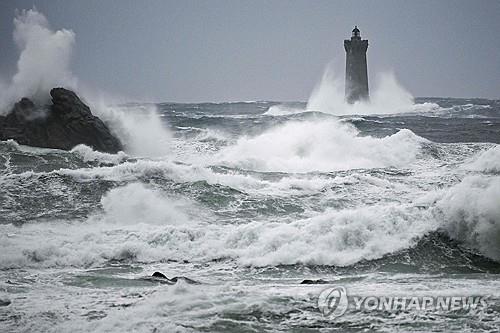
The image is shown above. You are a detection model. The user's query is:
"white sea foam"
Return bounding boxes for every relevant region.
[70,144,128,165]
[307,66,441,115]
[1,171,498,269]
[436,175,500,261]
[0,182,199,269]
[216,119,426,172]
[1,138,67,154]
[465,145,500,173]
[99,183,190,226]
[3,128,490,270]
[2,139,21,150]
[265,64,440,116]
[0,221,185,269]
[0,201,435,268]
[219,203,437,266]
[0,172,436,269]
[55,158,292,196]
[264,105,306,116]
[51,153,418,203]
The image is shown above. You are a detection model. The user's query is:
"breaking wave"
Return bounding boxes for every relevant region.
[3,145,499,269]
[265,105,306,116]
[99,182,190,226]
[0,197,435,268]
[436,175,500,261]
[465,145,500,173]
[70,144,128,165]
[216,119,427,172]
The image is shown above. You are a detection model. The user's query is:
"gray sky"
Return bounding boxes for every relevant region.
[1,0,499,102]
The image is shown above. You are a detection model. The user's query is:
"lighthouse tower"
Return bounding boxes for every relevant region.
[344,26,369,103]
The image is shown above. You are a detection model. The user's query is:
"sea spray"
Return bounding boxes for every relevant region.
[87,101,172,157]
[306,63,345,114]
[265,63,438,116]
[307,67,417,115]
[0,9,77,113]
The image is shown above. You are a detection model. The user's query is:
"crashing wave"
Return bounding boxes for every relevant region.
[465,145,500,173]
[436,175,500,261]
[216,119,427,172]
[71,144,128,165]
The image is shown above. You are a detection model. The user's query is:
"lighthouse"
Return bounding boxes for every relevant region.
[344,26,369,103]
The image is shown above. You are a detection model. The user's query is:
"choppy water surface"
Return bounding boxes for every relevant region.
[1,98,500,332]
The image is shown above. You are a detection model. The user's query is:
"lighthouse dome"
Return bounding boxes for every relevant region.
[352,26,360,38]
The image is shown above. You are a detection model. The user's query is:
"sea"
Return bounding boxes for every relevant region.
[1,97,500,332]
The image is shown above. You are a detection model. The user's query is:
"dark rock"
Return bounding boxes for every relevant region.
[0,298,10,306]
[0,88,123,153]
[147,271,200,285]
[152,271,168,279]
[300,279,330,284]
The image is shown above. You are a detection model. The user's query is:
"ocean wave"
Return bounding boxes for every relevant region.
[215,119,427,172]
[264,101,441,117]
[219,203,437,266]
[2,174,499,269]
[0,182,202,269]
[53,159,334,197]
[1,126,498,270]
[100,182,191,225]
[436,175,500,261]
[70,144,128,165]
[190,128,230,143]
[0,139,65,154]
[263,105,306,116]
[465,145,500,173]
[0,177,435,269]
[0,203,434,269]
[0,139,21,151]
[409,102,441,114]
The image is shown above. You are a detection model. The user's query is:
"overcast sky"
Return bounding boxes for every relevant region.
[1,0,499,102]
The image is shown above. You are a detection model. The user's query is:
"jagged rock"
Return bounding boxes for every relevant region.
[0,88,123,153]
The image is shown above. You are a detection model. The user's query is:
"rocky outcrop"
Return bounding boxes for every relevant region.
[0,88,123,153]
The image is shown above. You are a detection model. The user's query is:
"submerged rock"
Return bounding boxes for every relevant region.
[152,271,169,279]
[0,88,123,153]
[0,298,11,306]
[145,271,200,285]
[300,279,330,284]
